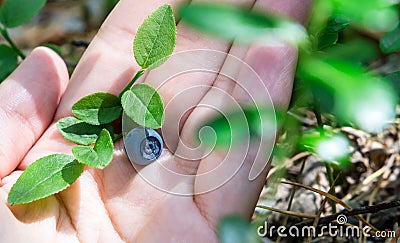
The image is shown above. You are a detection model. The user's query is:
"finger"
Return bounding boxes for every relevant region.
[193,0,311,223]
[0,47,68,179]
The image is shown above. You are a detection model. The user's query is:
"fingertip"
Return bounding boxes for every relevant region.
[29,46,70,100]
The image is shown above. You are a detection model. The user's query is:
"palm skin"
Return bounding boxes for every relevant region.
[0,0,310,242]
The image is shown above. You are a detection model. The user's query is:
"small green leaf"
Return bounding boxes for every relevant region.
[0,0,46,28]
[179,3,306,44]
[0,44,18,82]
[72,92,122,125]
[218,215,260,243]
[121,84,164,129]
[380,24,400,54]
[8,154,84,205]
[316,17,347,50]
[57,117,113,146]
[324,17,349,33]
[134,4,176,69]
[318,32,338,50]
[72,129,114,169]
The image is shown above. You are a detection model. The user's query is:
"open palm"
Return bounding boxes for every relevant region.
[0,0,309,242]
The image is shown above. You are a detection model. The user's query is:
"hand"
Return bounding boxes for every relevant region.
[0,0,310,242]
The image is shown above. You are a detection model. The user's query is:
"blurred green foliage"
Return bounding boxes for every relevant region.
[104,0,119,14]
[179,3,306,45]
[218,215,261,243]
[179,0,400,240]
[181,0,399,159]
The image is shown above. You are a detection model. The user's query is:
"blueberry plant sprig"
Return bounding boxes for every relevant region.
[7,4,177,206]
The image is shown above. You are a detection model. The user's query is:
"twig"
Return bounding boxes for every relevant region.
[292,200,400,230]
[363,154,396,185]
[277,157,307,243]
[266,152,310,181]
[256,205,316,219]
[342,154,396,202]
[306,172,341,243]
[390,227,400,243]
[71,39,90,48]
[282,180,379,232]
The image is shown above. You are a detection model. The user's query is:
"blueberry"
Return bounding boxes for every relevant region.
[124,126,163,166]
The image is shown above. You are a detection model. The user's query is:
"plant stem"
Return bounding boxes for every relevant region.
[119,69,145,98]
[324,162,336,214]
[0,27,26,59]
[313,97,337,213]
[113,133,123,143]
[313,99,324,136]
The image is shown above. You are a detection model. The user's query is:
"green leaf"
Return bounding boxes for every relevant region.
[72,129,114,169]
[72,92,122,125]
[57,117,113,146]
[318,32,338,50]
[380,24,400,54]
[218,215,260,243]
[316,17,348,51]
[324,17,349,33]
[0,0,46,28]
[179,3,306,44]
[134,4,176,69]
[0,44,18,82]
[121,84,164,129]
[8,154,84,205]
[200,106,281,148]
[318,18,349,50]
